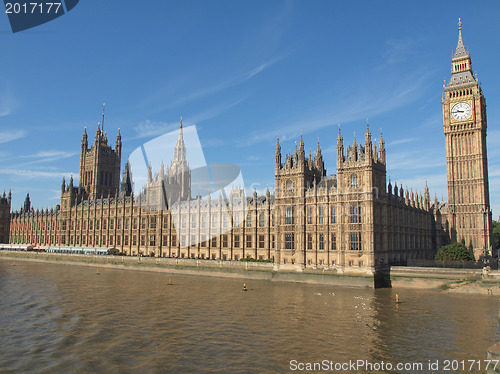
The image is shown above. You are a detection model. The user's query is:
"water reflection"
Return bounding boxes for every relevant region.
[1,260,499,373]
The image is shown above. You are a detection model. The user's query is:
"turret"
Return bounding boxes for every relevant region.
[337,126,344,168]
[365,121,372,161]
[23,193,31,212]
[424,182,430,211]
[115,128,122,158]
[298,132,305,166]
[378,131,385,164]
[275,136,282,171]
[314,139,324,174]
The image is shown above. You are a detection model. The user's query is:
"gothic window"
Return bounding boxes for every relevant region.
[182,217,187,229]
[163,217,168,229]
[319,234,324,250]
[272,235,275,249]
[246,235,252,248]
[272,213,275,227]
[223,215,229,228]
[331,207,336,223]
[286,180,293,192]
[285,207,295,225]
[212,215,217,228]
[191,216,196,229]
[350,232,362,250]
[201,215,207,229]
[285,233,295,250]
[149,235,155,246]
[234,235,240,248]
[331,233,337,250]
[307,207,313,224]
[118,219,122,230]
[319,206,324,224]
[222,235,228,247]
[349,205,361,223]
[171,235,176,247]
[246,214,252,228]
[259,235,265,248]
[212,236,217,247]
[259,213,265,227]
[132,235,137,246]
[234,214,240,227]
[351,174,358,188]
[150,217,155,229]
[307,233,312,250]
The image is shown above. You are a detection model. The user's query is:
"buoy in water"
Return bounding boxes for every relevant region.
[395,294,401,303]
[242,283,248,292]
[168,278,173,286]
[96,269,100,275]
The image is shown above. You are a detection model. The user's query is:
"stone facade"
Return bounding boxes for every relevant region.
[442,19,493,259]
[6,119,443,270]
[0,191,11,244]
[4,21,493,268]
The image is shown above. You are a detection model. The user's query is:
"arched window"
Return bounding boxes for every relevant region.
[351,174,358,188]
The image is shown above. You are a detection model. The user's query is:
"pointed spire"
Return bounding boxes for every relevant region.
[299,131,304,152]
[337,124,343,143]
[365,119,371,142]
[101,102,106,133]
[454,18,468,59]
[316,138,322,157]
[352,132,357,148]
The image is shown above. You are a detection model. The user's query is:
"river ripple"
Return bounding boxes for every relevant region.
[0,260,499,373]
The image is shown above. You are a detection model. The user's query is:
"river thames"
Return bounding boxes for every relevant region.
[1,259,499,373]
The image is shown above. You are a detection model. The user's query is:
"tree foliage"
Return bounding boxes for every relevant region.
[493,220,500,250]
[435,242,475,262]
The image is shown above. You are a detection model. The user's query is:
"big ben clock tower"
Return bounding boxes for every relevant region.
[442,19,493,260]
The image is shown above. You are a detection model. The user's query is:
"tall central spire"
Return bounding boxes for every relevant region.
[174,116,186,163]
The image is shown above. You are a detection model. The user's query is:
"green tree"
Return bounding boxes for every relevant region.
[493,220,500,249]
[435,242,475,262]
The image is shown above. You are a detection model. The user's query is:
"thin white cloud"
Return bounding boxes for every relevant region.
[388,137,418,146]
[0,85,17,117]
[150,56,286,113]
[0,129,26,143]
[19,150,77,165]
[0,168,76,179]
[240,69,434,146]
[130,120,180,140]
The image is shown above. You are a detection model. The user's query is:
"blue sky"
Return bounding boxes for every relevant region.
[1,1,499,219]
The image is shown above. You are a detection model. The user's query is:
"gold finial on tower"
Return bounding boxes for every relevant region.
[458,17,462,30]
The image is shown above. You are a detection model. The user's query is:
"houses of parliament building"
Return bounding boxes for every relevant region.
[1,22,494,269]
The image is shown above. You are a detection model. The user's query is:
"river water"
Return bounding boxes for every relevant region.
[0,259,499,373]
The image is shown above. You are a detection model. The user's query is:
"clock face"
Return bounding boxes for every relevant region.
[451,102,472,121]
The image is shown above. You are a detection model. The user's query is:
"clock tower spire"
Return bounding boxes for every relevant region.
[442,19,493,260]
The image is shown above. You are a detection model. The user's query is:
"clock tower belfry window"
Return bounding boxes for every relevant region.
[442,19,493,260]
